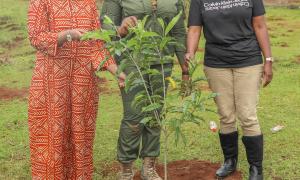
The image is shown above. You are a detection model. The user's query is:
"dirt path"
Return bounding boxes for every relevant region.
[0,87,28,101]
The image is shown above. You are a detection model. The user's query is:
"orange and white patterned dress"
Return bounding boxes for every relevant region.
[27,0,115,179]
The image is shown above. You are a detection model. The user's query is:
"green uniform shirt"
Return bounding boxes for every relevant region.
[100,0,187,65]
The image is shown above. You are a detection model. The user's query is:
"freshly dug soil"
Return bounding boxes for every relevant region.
[0,86,28,100]
[133,160,243,180]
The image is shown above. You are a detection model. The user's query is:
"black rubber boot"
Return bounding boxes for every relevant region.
[242,135,264,180]
[216,131,238,178]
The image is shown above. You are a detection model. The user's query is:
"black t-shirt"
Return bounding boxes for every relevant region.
[188,0,265,68]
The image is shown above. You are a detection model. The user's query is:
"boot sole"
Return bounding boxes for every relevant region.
[216,169,236,179]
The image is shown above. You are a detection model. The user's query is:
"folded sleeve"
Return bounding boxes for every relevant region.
[188,0,203,27]
[252,0,266,17]
[100,0,123,30]
[171,2,187,66]
[27,0,58,57]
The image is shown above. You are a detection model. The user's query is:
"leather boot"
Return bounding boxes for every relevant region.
[216,131,238,178]
[117,162,134,180]
[242,135,264,180]
[141,157,162,180]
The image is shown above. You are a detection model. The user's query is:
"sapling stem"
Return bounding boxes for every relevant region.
[89,15,215,180]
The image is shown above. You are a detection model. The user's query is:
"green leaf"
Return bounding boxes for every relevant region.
[165,11,182,36]
[207,93,218,99]
[141,15,150,28]
[81,30,99,40]
[132,90,147,103]
[127,38,138,48]
[160,37,173,51]
[146,69,161,76]
[179,131,187,146]
[192,77,207,83]
[117,60,129,74]
[188,114,204,124]
[124,72,137,92]
[97,56,110,71]
[140,117,153,125]
[142,32,160,37]
[154,87,164,95]
[81,30,116,42]
[188,60,200,76]
[175,126,180,145]
[103,15,114,25]
[132,93,148,109]
[183,101,191,113]
[128,81,146,92]
[205,108,218,114]
[115,49,122,56]
[158,18,165,31]
[191,92,197,102]
[142,103,162,113]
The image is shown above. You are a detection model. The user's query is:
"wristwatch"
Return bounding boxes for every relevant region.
[66,32,72,42]
[265,57,274,62]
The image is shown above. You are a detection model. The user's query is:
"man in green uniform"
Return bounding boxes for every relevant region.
[101,0,189,180]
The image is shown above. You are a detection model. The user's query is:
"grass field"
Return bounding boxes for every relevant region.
[0,0,300,179]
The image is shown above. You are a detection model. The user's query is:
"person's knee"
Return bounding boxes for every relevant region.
[237,112,261,136]
[120,120,143,136]
[216,97,235,119]
[240,119,261,136]
[220,121,237,134]
[144,126,161,136]
[219,108,236,133]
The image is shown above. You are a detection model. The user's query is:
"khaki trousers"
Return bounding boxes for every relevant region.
[204,64,264,136]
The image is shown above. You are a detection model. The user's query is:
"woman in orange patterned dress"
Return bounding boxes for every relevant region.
[27,0,124,179]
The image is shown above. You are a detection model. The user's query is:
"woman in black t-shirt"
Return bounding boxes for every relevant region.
[186,0,273,179]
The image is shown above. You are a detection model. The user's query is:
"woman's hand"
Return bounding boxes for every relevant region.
[58,29,87,46]
[118,16,138,37]
[262,61,273,87]
[68,29,87,41]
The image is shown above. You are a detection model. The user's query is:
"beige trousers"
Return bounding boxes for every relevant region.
[204,64,264,136]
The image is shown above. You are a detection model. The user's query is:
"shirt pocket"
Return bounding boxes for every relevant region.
[121,0,146,17]
[157,0,178,17]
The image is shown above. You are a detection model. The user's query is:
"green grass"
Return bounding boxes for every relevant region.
[1,1,300,179]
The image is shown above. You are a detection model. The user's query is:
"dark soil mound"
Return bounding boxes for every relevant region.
[0,86,28,100]
[133,160,243,180]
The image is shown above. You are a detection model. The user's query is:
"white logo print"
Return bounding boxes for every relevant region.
[204,0,250,11]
